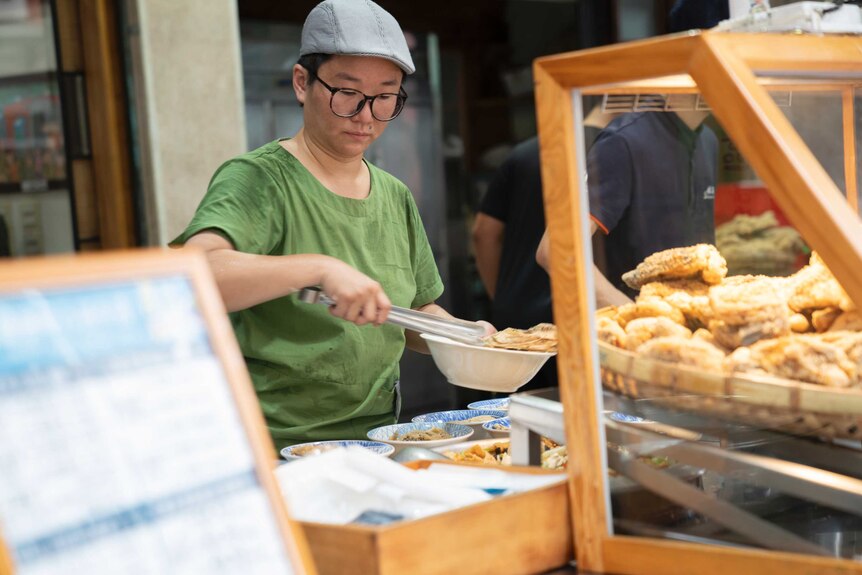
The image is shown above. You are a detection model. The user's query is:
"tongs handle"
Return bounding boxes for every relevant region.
[297,288,486,346]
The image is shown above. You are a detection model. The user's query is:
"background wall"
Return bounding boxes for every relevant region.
[125,0,246,245]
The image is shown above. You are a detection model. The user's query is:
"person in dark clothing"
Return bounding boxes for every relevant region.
[586,110,718,296]
[472,138,556,391]
[669,0,729,32]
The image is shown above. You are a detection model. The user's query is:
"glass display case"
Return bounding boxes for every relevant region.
[533,32,862,574]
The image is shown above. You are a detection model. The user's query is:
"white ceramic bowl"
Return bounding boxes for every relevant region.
[367,422,473,454]
[420,333,555,393]
[412,409,507,440]
[481,417,511,439]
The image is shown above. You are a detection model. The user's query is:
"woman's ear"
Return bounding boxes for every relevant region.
[293,64,309,105]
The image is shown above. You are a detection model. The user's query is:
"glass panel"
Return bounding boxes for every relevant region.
[0,0,74,256]
[558,74,862,559]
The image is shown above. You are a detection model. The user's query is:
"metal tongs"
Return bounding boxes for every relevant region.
[298,287,487,346]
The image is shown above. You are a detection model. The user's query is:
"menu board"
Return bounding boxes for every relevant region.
[0,252,313,574]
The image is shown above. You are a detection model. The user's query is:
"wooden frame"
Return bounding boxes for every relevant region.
[535,32,862,574]
[0,249,316,574]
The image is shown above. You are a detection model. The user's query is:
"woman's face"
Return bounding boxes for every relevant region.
[295,55,403,160]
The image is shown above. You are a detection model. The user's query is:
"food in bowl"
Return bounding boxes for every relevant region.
[491,422,508,430]
[368,422,474,453]
[484,323,558,352]
[391,427,451,441]
[291,443,339,457]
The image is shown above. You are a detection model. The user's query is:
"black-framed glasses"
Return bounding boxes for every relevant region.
[311,73,407,122]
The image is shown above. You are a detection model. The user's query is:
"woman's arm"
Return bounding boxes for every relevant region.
[183,231,391,325]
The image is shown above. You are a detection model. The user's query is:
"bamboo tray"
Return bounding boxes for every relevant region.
[597,339,862,441]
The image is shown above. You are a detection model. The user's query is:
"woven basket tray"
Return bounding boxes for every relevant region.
[597,340,862,442]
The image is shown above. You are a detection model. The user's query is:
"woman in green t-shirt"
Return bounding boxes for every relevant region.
[174,0,491,449]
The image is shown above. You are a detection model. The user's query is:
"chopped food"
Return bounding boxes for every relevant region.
[444,441,512,465]
[490,423,509,431]
[392,427,452,441]
[541,446,568,470]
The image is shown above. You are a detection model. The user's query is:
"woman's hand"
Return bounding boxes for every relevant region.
[319,258,392,326]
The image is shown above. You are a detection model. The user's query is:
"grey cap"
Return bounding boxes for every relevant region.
[300,0,415,75]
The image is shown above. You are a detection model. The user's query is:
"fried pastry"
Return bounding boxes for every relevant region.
[829,310,862,332]
[708,316,789,349]
[596,316,626,348]
[811,307,842,332]
[692,328,730,353]
[623,316,692,351]
[622,244,727,289]
[709,275,789,326]
[614,300,686,327]
[637,336,726,372]
[789,313,811,333]
[787,253,855,313]
[638,279,710,300]
[485,323,558,352]
[745,335,856,388]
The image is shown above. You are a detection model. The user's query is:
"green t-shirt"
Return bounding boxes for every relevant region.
[173,140,444,450]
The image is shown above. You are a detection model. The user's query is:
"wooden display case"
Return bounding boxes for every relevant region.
[534,32,862,574]
[299,461,572,575]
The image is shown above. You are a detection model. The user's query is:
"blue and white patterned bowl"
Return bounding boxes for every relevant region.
[280,440,395,462]
[367,422,473,453]
[412,409,507,425]
[412,409,507,440]
[467,398,510,411]
[482,417,510,439]
[608,412,650,424]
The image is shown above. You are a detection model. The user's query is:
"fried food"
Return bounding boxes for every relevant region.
[597,316,626,348]
[622,244,727,289]
[615,300,686,327]
[484,323,557,352]
[638,279,710,300]
[623,316,692,351]
[724,346,767,377]
[789,313,811,333]
[811,307,842,332]
[637,279,712,329]
[692,328,729,353]
[787,253,855,313]
[709,275,789,326]
[739,335,856,388]
[716,211,806,276]
[708,317,789,349]
[637,336,727,372]
[829,310,862,332]
[717,211,779,237]
[704,276,790,348]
